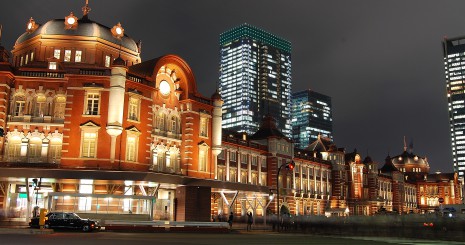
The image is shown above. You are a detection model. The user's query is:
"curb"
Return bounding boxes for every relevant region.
[0,228,54,235]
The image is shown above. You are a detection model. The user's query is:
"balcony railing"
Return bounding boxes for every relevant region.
[1,157,60,168]
[152,129,182,140]
[8,115,65,124]
[20,71,65,78]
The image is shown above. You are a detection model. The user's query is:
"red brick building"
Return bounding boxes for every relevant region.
[0,2,462,225]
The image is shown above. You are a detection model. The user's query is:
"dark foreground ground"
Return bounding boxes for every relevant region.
[0,231,463,245]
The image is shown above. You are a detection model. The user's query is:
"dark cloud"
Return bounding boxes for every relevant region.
[0,0,463,172]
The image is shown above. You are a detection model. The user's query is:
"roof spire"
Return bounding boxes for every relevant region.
[82,0,91,17]
[403,136,407,152]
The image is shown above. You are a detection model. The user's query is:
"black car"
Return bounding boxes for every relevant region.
[30,212,100,232]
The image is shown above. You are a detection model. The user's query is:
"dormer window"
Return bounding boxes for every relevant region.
[105,55,111,67]
[48,62,57,70]
[64,50,71,62]
[54,49,61,59]
[75,50,82,62]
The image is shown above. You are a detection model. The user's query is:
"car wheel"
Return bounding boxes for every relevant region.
[82,225,90,232]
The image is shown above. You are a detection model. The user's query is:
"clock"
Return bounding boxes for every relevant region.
[159,80,171,95]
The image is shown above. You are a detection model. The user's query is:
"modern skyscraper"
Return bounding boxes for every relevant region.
[219,23,292,138]
[443,37,465,178]
[291,89,333,149]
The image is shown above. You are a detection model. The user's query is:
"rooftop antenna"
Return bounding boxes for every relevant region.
[82,0,91,17]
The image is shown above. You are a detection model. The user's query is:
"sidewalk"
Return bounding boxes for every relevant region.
[0,219,53,234]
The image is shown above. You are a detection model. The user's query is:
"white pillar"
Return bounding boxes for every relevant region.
[106,61,126,162]
[211,92,223,179]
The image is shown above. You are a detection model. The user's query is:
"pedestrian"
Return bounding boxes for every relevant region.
[246,211,253,231]
[228,212,234,229]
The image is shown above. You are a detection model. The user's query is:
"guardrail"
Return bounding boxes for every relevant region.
[104,220,229,228]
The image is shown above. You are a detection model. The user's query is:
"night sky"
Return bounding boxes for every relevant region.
[0,0,464,173]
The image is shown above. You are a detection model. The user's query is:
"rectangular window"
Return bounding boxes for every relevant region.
[31,52,34,62]
[230,152,236,162]
[79,180,93,211]
[85,92,100,115]
[25,54,29,65]
[241,154,247,164]
[54,49,61,59]
[75,50,82,62]
[199,149,207,172]
[15,101,25,116]
[126,137,136,161]
[48,62,57,70]
[261,173,267,186]
[49,143,61,162]
[128,97,139,121]
[105,55,111,67]
[200,117,208,137]
[218,150,225,160]
[82,132,97,158]
[64,50,72,62]
[28,141,42,158]
[20,56,24,66]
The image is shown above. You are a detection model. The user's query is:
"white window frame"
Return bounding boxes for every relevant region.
[84,91,100,115]
[75,50,82,62]
[64,49,72,62]
[80,123,100,158]
[54,49,61,59]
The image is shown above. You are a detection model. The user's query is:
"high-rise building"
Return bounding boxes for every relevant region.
[219,23,292,138]
[292,89,333,149]
[443,37,465,178]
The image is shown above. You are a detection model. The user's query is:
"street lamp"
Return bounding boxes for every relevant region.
[277,160,295,232]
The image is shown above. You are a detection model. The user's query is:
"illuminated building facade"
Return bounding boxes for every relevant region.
[443,37,465,178]
[292,89,333,149]
[0,3,230,222]
[219,24,292,138]
[0,3,462,225]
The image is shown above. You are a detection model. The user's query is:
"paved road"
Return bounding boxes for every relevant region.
[0,231,463,245]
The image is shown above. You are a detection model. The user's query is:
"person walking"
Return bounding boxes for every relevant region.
[246,211,253,231]
[228,212,234,229]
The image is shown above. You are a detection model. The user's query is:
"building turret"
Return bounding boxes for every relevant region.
[106,56,127,163]
[211,90,223,179]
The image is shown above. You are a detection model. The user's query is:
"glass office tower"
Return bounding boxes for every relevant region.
[292,90,333,149]
[219,24,292,138]
[443,37,465,178]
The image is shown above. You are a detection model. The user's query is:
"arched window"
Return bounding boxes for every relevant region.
[53,96,66,119]
[34,95,46,117]
[28,137,42,160]
[158,112,165,131]
[7,135,22,160]
[49,137,62,163]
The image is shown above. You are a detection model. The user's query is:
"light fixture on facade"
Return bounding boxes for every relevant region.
[111,22,124,39]
[26,17,38,33]
[64,12,78,30]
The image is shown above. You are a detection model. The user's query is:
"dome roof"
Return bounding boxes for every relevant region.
[15,18,138,52]
[391,150,428,166]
